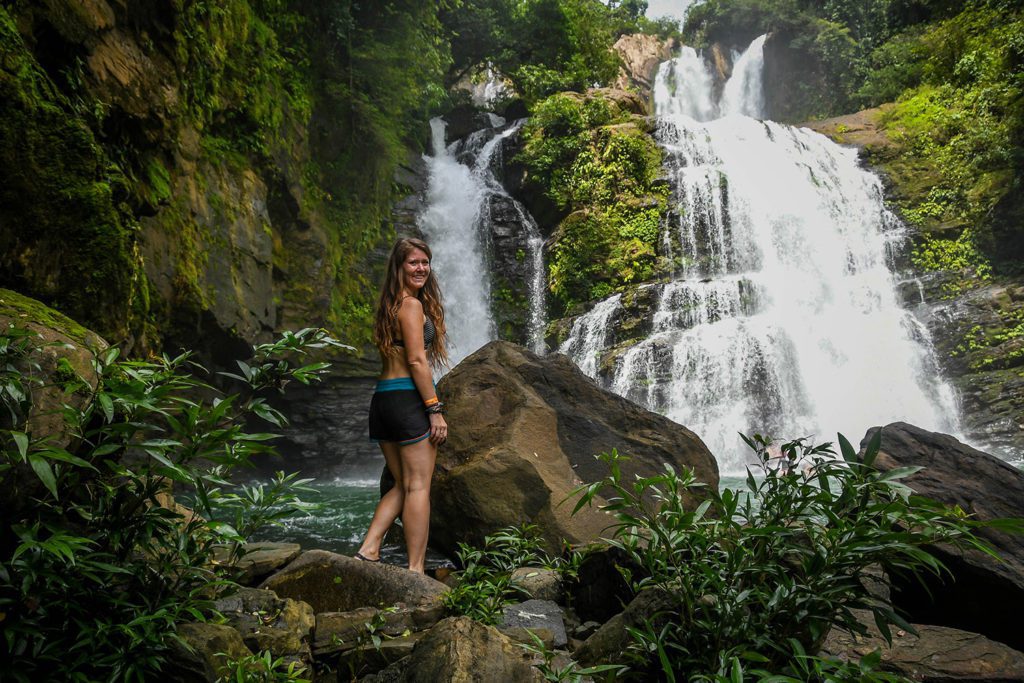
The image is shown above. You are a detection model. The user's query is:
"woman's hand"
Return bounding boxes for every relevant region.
[429,413,447,445]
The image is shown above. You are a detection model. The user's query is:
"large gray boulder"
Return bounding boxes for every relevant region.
[259,550,448,614]
[862,423,1024,650]
[822,609,1024,682]
[431,341,719,555]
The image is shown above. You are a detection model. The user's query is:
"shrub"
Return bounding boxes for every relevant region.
[0,324,347,681]
[442,523,581,625]
[570,431,999,680]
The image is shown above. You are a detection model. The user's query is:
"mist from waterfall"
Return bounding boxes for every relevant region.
[562,35,962,472]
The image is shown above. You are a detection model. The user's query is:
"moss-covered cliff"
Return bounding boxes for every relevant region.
[514,88,668,316]
[0,0,448,368]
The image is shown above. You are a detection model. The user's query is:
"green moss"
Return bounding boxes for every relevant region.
[144,157,172,205]
[519,91,668,313]
[0,7,144,342]
[0,288,96,347]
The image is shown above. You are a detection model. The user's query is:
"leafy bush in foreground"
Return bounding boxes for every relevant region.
[570,431,996,681]
[0,324,345,681]
[442,523,581,625]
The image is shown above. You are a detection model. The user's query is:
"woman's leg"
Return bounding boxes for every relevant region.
[400,438,437,573]
[356,441,404,561]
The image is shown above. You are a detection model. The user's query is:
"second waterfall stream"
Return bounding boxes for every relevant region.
[561,36,961,472]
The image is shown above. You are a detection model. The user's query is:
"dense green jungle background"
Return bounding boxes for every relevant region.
[2,0,1019,363]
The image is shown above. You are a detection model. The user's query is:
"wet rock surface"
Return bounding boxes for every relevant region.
[863,422,1024,650]
[823,609,1024,682]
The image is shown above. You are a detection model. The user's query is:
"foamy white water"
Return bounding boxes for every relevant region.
[419,118,495,366]
[419,118,547,365]
[720,35,766,118]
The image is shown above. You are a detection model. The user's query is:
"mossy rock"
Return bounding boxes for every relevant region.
[0,289,107,518]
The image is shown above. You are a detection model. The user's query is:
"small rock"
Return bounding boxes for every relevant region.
[212,587,314,665]
[314,604,443,658]
[511,567,564,603]
[165,622,250,682]
[574,621,602,640]
[336,634,423,680]
[575,587,676,667]
[499,599,567,648]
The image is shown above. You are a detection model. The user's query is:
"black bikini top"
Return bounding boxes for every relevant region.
[395,317,435,349]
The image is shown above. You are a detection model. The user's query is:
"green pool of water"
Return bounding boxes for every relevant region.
[251,477,450,566]
[250,473,754,566]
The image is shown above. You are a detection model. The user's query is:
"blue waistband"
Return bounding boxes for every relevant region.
[375,377,436,392]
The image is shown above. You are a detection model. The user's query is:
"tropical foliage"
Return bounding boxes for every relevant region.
[0,324,343,681]
[562,431,997,680]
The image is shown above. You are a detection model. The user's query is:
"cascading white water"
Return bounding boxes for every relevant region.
[655,34,766,122]
[559,294,623,378]
[653,46,718,121]
[419,118,496,366]
[720,35,766,118]
[419,117,547,365]
[564,36,962,472]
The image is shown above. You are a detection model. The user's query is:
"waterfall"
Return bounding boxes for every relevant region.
[653,46,718,121]
[655,35,766,122]
[419,117,546,365]
[559,294,622,378]
[564,35,962,472]
[720,35,766,118]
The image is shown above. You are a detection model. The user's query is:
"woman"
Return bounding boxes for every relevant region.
[356,237,448,573]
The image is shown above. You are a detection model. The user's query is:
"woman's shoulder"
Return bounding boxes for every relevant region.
[398,295,424,315]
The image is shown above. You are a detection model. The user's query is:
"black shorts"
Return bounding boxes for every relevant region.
[368,377,431,446]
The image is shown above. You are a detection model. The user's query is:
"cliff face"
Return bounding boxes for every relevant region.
[0,1,393,370]
[612,33,676,106]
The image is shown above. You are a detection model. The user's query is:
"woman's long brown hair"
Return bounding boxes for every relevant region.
[374,237,449,368]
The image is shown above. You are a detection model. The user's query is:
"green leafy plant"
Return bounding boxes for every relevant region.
[519,629,625,682]
[569,431,1000,680]
[0,325,348,681]
[215,649,311,683]
[442,523,580,625]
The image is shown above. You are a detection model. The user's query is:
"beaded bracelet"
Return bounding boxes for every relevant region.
[425,401,446,415]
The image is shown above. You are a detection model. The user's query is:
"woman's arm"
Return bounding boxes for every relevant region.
[398,298,447,444]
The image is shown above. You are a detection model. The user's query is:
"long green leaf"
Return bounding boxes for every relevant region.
[10,430,28,460]
[28,454,58,498]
